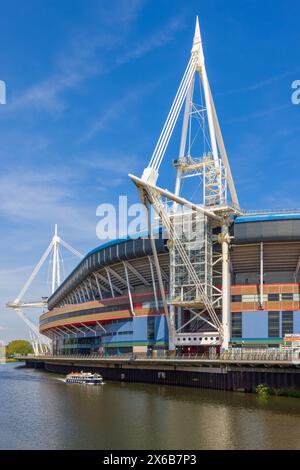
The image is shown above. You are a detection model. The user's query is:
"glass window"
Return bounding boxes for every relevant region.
[147,316,155,341]
[281,293,293,301]
[232,295,242,302]
[231,312,242,338]
[282,311,293,336]
[268,311,280,338]
[268,293,279,301]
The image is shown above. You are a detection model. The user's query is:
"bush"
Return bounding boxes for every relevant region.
[256,384,272,397]
[273,388,300,398]
[256,384,300,399]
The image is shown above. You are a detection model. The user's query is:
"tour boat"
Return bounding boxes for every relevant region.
[65,371,103,385]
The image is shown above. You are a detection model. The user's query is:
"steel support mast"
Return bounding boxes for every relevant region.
[7,225,83,355]
[129,17,242,351]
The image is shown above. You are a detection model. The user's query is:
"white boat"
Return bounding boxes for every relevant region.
[65,371,103,385]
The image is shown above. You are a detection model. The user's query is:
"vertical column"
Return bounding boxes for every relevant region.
[260,242,264,308]
[51,242,57,294]
[221,225,231,350]
[169,304,176,352]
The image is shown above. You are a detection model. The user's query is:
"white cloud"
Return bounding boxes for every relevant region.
[84,154,139,173]
[8,1,143,114]
[116,16,185,65]
[0,168,96,244]
[8,13,184,115]
[217,68,300,97]
[227,103,291,124]
[82,81,159,141]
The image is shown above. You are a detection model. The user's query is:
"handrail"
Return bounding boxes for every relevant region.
[244,208,300,215]
[20,348,299,363]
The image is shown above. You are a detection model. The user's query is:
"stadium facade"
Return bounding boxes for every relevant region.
[39,19,300,356]
[40,213,300,355]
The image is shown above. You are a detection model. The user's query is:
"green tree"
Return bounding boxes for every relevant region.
[6,340,33,357]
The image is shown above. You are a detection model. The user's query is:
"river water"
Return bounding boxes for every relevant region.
[0,362,299,450]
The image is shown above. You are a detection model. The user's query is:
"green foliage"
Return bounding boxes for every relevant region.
[6,340,33,357]
[256,384,300,399]
[256,383,272,397]
[273,388,300,398]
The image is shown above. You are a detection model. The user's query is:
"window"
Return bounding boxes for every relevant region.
[147,316,155,341]
[242,294,259,302]
[268,311,280,338]
[268,293,280,301]
[231,312,242,338]
[232,295,242,302]
[282,311,293,336]
[281,293,293,301]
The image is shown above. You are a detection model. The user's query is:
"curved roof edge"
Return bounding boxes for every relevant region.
[235,213,300,223]
[47,229,166,309]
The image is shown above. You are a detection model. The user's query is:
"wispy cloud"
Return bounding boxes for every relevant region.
[8,12,184,116]
[82,80,159,141]
[79,152,140,189]
[7,1,144,114]
[82,153,139,173]
[227,103,291,124]
[116,16,185,65]
[0,168,96,242]
[9,36,107,113]
[217,69,300,97]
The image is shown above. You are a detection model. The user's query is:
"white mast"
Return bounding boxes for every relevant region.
[130,17,242,350]
[140,17,239,207]
[7,225,84,355]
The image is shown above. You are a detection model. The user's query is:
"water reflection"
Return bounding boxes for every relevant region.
[0,363,299,449]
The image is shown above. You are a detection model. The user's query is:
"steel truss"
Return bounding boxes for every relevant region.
[7,225,83,355]
[130,18,242,350]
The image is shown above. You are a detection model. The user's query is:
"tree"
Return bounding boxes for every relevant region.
[6,340,33,357]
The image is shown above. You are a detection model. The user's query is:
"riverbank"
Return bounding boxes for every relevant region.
[23,355,300,394]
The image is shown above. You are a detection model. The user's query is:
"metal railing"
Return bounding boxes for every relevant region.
[21,348,300,363]
[244,208,300,216]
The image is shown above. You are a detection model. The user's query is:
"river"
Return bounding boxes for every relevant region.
[0,362,299,450]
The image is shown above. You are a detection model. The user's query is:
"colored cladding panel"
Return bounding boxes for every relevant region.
[293,311,300,334]
[231,338,283,345]
[101,319,134,345]
[132,316,147,341]
[242,311,268,339]
[155,315,168,342]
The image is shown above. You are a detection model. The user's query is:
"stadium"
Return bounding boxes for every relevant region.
[37,20,300,357]
[39,213,300,355]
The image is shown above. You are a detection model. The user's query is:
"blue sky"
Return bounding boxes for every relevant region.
[0,0,299,342]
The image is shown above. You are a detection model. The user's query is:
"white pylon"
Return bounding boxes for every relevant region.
[130,17,243,350]
[139,16,239,207]
[7,225,83,355]
[51,224,60,293]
